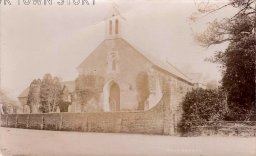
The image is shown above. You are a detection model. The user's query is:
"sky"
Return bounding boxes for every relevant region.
[0,0,236,99]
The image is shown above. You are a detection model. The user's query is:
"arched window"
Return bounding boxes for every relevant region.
[115,19,119,34]
[109,20,112,35]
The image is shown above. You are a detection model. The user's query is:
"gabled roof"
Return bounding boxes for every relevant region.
[77,38,192,84]
[18,81,75,98]
[18,87,30,98]
[122,39,192,84]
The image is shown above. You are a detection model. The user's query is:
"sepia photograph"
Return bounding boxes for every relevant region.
[0,0,255,155]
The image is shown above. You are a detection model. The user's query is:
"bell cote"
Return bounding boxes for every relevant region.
[105,9,121,39]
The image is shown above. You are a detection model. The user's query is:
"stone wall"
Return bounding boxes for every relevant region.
[1,94,176,135]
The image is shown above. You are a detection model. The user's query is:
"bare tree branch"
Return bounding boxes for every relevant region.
[231,1,254,20]
[199,2,235,19]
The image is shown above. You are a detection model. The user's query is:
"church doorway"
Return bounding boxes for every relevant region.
[103,81,120,111]
[109,83,120,111]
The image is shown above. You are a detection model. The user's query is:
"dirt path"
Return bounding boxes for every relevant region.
[0,127,255,156]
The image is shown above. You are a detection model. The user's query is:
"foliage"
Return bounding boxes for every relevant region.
[75,74,104,112]
[192,0,256,118]
[39,74,62,113]
[136,71,150,110]
[27,74,73,113]
[222,33,256,117]
[27,79,41,113]
[178,88,227,135]
[59,101,71,112]
[58,86,72,112]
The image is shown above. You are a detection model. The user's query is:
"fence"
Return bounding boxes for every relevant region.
[178,114,256,137]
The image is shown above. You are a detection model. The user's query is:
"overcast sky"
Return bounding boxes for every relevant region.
[0,0,235,99]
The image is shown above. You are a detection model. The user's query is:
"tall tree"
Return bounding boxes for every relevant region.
[51,77,62,112]
[193,0,256,118]
[39,74,62,113]
[27,79,41,113]
[40,74,52,113]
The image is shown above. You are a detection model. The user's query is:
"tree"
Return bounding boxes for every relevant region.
[193,0,256,118]
[39,74,62,113]
[58,86,72,112]
[51,77,62,112]
[27,79,41,113]
[75,74,104,112]
[40,74,53,113]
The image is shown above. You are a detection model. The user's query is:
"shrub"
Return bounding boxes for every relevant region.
[178,88,227,135]
[59,101,71,112]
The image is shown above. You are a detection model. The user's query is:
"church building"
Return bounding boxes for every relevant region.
[18,8,193,114]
